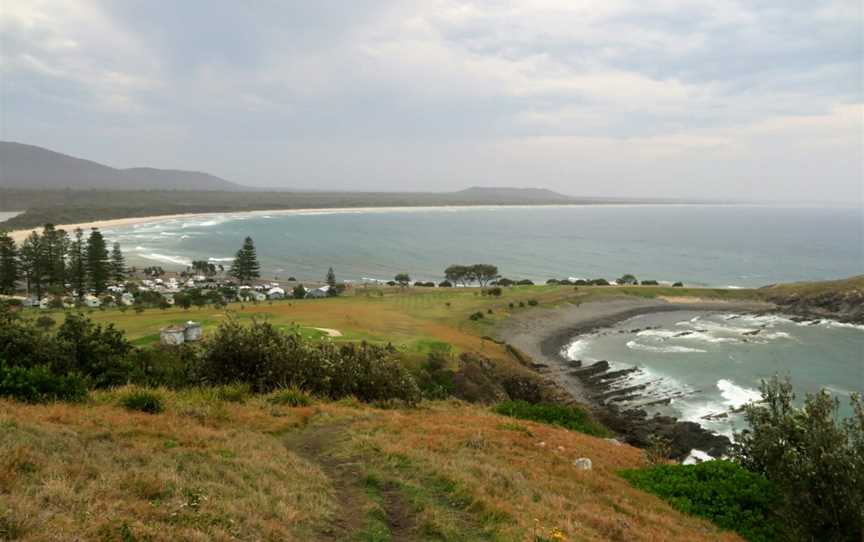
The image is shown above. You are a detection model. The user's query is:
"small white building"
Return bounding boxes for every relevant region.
[305,285,330,299]
[39,297,52,310]
[120,292,135,306]
[22,297,39,308]
[83,295,101,308]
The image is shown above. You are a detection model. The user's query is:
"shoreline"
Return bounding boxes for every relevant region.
[4,203,691,244]
[496,296,775,458]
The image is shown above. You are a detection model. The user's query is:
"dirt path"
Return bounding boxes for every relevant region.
[283,421,416,541]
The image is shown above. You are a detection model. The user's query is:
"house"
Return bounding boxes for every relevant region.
[83,295,101,308]
[267,287,285,300]
[305,285,330,299]
[39,297,52,310]
[120,293,135,306]
[22,297,39,308]
[160,325,187,346]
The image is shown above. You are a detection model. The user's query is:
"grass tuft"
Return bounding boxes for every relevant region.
[119,389,164,414]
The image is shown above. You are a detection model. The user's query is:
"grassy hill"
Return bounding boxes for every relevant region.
[0,388,743,541]
[7,281,860,541]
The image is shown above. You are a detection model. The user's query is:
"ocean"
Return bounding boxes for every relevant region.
[564,311,863,437]
[102,204,863,287]
[94,204,864,436]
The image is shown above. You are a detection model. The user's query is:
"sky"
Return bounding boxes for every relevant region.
[1,0,862,202]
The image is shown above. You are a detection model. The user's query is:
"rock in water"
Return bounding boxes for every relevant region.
[573,457,592,470]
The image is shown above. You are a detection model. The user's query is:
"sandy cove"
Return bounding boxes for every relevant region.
[496,295,775,458]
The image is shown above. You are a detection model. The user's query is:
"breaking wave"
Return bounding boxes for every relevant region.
[625,340,707,353]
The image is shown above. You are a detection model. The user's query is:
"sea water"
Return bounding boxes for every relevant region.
[564,311,864,437]
[101,204,863,286]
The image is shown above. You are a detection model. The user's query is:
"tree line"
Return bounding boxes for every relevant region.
[0,225,125,298]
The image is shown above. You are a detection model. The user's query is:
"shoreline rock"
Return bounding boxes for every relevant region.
[497,297,775,460]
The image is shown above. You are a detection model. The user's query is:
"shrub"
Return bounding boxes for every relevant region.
[641,280,659,286]
[589,278,610,286]
[127,345,195,389]
[438,280,453,287]
[35,315,56,331]
[0,361,88,403]
[527,299,538,306]
[494,400,609,437]
[487,287,503,297]
[672,281,684,287]
[545,279,560,285]
[119,390,164,414]
[292,284,307,299]
[197,318,421,404]
[415,353,455,400]
[732,376,864,541]
[620,461,783,542]
[266,387,312,407]
[496,278,514,286]
[55,313,133,387]
[469,311,484,321]
[516,279,534,285]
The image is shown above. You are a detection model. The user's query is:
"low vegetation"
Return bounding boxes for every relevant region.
[620,461,782,542]
[494,400,610,437]
[0,389,743,541]
[732,377,864,541]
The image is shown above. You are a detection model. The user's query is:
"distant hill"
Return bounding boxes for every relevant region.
[0,141,242,191]
[453,186,573,202]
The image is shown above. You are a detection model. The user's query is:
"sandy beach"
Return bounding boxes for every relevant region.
[5,204,604,244]
[495,296,775,403]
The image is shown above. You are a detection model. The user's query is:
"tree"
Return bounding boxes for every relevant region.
[191,260,217,277]
[110,242,126,282]
[617,274,638,285]
[229,237,261,284]
[394,273,411,287]
[732,376,864,541]
[471,264,499,288]
[293,284,307,299]
[19,232,43,297]
[67,229,87,298]
[0,232,19,295]
[444,265,470,287]
[86,228,110,295]
[40,224,69,289]
[326,267,336,289]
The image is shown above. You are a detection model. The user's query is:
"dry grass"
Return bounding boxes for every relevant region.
[0,391,743,541]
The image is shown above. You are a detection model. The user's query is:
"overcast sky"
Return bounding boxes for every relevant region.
[1,1,861,201]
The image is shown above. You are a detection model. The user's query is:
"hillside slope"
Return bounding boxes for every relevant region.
[0,390,742,541]
[0,141,241,191]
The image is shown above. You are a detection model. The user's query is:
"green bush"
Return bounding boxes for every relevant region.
[197,318,421,404]
[120,390,164,414]
[732,376,864,541]
[266,387,312,407]
[620,461,783,542]
[527,299,538,306]
[0,361,88,403]
[469,311,484,321]
[494,400,609,437]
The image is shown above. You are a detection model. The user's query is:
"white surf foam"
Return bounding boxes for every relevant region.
[564,339,592,360]
[139,253,192,267]
[717,379,761,408]
[626,340,706,353]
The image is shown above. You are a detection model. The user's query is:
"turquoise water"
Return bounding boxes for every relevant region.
[565,311,863,437]
[103,204,863,287]
[100,203,862,437]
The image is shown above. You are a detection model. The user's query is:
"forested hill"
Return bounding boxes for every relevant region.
[0,141,241,191]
